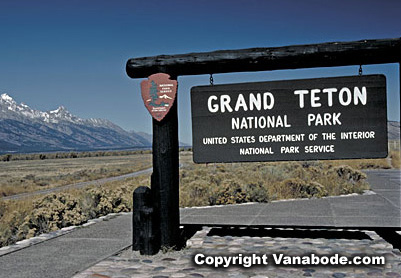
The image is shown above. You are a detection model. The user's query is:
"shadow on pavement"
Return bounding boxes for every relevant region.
[207,226,372,240]
[375,228,401,250]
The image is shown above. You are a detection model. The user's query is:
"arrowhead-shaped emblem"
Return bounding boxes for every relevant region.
[141,73,177,121]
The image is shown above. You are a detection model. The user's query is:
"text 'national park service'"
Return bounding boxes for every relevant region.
[191,75,387,163]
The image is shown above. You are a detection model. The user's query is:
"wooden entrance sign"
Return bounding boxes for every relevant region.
[126,38,401,254]
[191,75,387,163]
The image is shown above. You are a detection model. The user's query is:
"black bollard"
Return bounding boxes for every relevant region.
[132,186,160,255]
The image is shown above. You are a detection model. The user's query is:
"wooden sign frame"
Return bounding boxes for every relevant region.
[126,38,401,252]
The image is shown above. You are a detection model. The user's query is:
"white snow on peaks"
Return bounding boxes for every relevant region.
[50,108,60,114]
[0,93,116,128]
[0,93,81,124]
[50,106,66,114]
[0,93,18,112]
[1,93,15,103]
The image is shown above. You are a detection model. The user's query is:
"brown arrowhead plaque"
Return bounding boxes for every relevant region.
[141,73,178,121]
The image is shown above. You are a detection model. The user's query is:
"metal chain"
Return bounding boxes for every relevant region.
[210,74,214,85]
[359,65,363,76]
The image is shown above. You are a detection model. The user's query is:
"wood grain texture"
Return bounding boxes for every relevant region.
[151,94,180,248]
[126,38,401,78]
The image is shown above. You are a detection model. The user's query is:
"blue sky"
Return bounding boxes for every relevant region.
[0,0,400,145]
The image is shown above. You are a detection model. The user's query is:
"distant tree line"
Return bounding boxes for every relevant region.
[0,147,192,162]
[0,150,151,162]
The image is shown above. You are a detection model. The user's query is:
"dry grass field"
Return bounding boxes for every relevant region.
[0,148,399,248]
[390,150,401,168]
[0,153,152,197]
[178,152,394,207]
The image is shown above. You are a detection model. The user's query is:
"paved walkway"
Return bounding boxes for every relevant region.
[0,170,399,278]
[0,214,132,278]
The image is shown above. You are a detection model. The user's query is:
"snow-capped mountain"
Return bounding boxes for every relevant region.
[1,93,110,126]
[0,93,151,153]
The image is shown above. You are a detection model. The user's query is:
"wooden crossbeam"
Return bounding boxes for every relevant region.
[126,38,401,78]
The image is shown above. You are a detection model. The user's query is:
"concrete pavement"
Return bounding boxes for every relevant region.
[0,214,132,278]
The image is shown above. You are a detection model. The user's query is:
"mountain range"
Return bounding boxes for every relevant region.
[0,93,398,154]
[0,93,152,153]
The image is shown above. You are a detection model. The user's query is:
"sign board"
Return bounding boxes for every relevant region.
[191,75,387,163]
[141,73,177,121]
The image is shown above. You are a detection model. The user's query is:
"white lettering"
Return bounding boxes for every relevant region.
[249,93,261,111]
[305,145,335,153]
[310,89,321,107]
[259,134,305,143]
[202,137,227,145]
[322,88,337,107]
[207,95,219,113]
[231,136,256,144]
[339,87,352,106]
[341,131,375,139]
[194,254,205,265]
[207,92,275,113]
[294,90,309,108]
[307,113,342,126]
[240,147,274,155]
[263,92,275,109]
[281,146,300,153]
[234,94,248,111]
[294,86,367,107]
[221,95,233,113]
[353,86,367,105]
[232,115,291,130]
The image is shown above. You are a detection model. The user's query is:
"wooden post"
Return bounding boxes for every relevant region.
[151,77,180,249]
[132,186,160,255]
